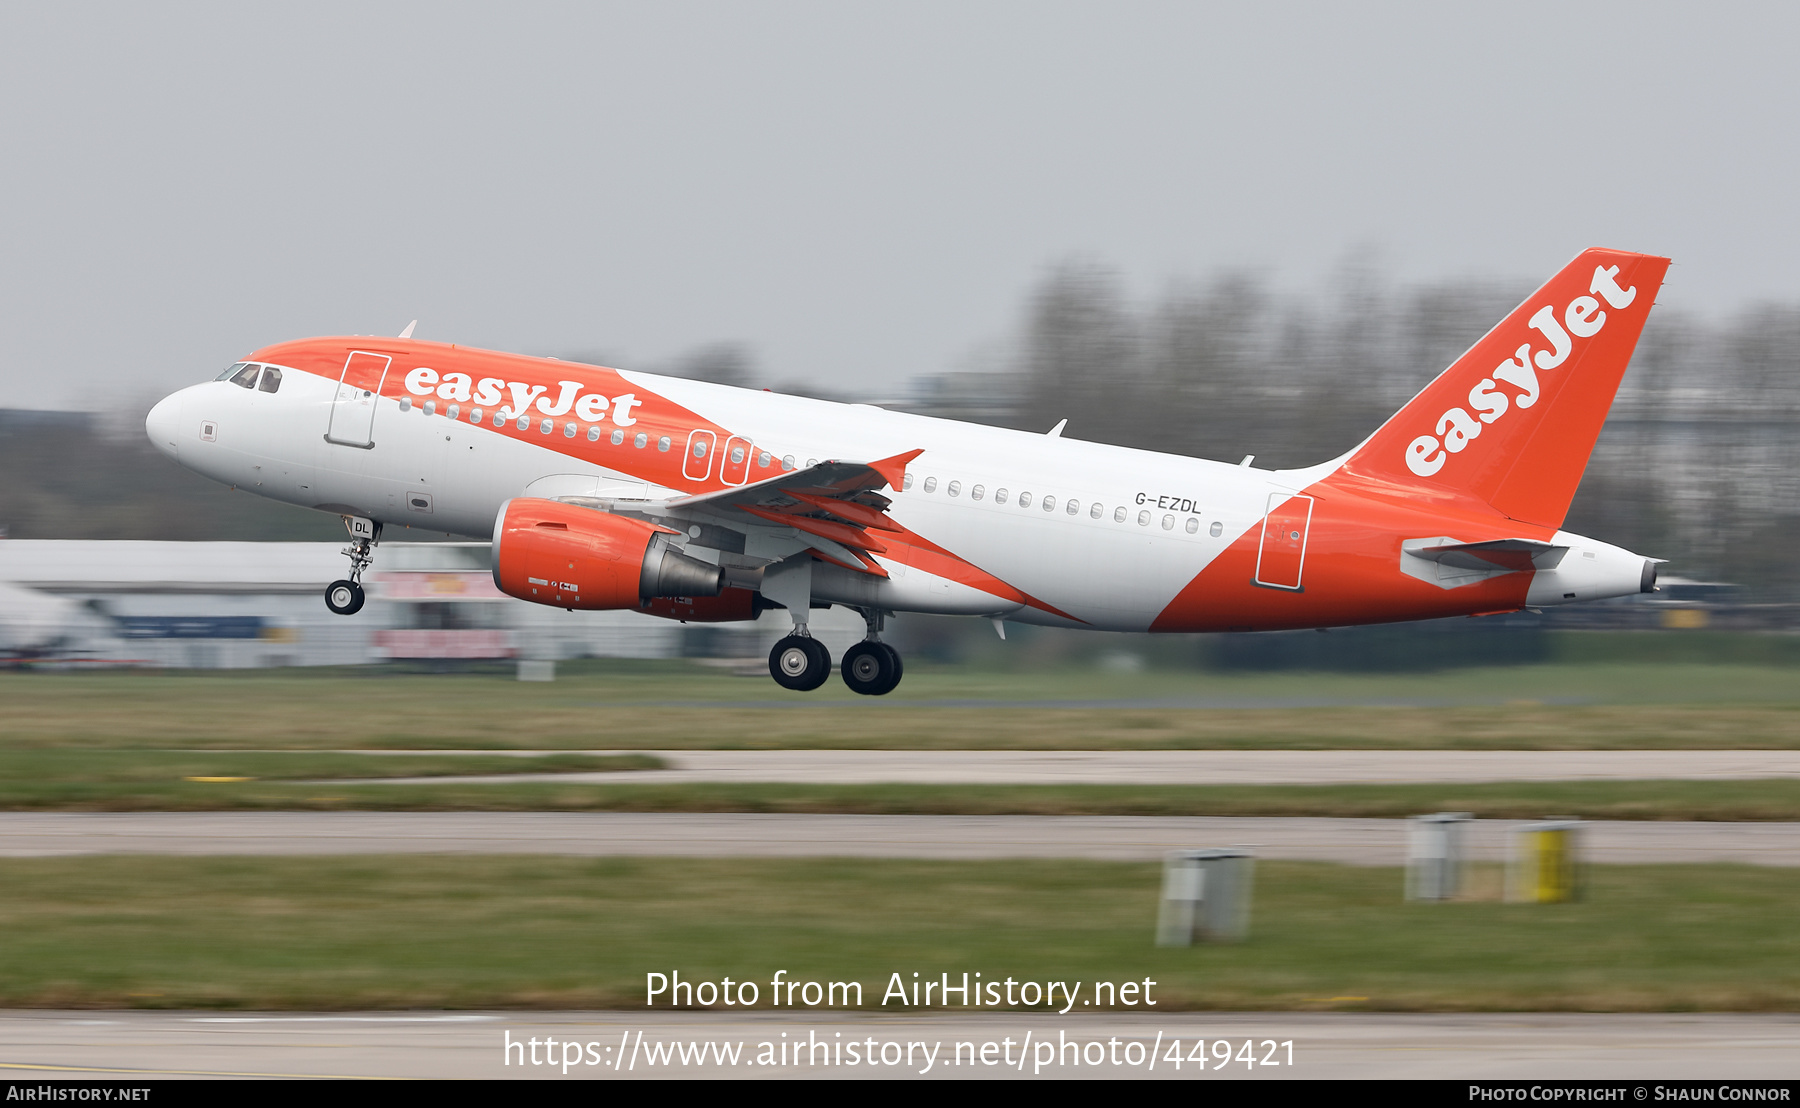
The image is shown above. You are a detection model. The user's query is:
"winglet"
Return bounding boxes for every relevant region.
[867,448,924,491]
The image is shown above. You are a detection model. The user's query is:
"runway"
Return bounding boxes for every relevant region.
[7,811,1800,865]
[347,748,1800,786]
[4,1010,1797,1079]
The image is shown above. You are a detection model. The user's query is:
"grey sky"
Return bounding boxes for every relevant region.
[3,2,1796,410]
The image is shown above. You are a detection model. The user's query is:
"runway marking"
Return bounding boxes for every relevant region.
[0,1060,394,1079]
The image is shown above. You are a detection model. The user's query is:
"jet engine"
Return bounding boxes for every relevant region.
[491,497,724,610]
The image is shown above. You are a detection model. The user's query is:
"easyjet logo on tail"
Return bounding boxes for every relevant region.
[1404,265,1638,478]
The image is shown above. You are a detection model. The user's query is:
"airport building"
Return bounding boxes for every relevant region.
[0,540,835,669]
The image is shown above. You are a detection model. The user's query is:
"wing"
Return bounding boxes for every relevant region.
[564,449,923,576]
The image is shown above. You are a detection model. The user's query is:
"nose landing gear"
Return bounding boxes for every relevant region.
[324,515,380,616]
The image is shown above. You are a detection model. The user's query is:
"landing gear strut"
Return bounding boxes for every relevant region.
[325,515,380,616]
[841,608,902,696]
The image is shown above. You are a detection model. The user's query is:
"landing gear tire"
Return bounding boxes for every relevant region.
[842,641,903,696]
[769,635,832,691]
[325,579,365,616]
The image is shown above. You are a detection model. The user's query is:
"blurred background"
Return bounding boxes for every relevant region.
[2,1,1797,670]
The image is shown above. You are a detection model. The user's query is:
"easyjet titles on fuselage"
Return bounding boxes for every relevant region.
[400,366,644,427]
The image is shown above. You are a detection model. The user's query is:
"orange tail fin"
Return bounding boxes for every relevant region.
[1340,248,1669,529]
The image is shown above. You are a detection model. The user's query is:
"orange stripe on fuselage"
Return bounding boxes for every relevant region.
[877,522,1085,624]
[1149,470,1554,633]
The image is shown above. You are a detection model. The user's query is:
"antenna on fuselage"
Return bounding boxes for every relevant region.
[398,320,418,339]
[1046,419,1067,438]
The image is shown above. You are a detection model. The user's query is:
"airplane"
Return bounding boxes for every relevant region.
[145,247,1669,695]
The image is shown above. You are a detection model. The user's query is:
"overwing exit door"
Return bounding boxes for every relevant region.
[1254,492,1314,590]
[325,351,392,448]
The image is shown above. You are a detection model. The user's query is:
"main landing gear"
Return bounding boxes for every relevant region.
[325,515,380,616]
[768,605,904,695]
[769,634,832,691]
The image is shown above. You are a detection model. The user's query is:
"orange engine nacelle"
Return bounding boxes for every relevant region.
[492,498,725,610]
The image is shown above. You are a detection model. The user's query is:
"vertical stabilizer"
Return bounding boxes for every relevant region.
[1340,248,1669,529]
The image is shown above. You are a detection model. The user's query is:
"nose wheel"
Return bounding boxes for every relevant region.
[769,635,832,691]
[325,579,365,615]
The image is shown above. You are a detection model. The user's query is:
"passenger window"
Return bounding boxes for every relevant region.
[1018,492,1032,508]
[612,429,625,445]
[782,455,795,471]
[1114,506,1126,523]
[257,367,282,393]
[471,408,483,423]
[693,440,708,458]
[515,415,530,430]
[229,364,260,389]
[730,446,745,464]
[1186,517,1199,534]
[400,397,414,412]
[588,426,602,442]
[1041,495,1055,512]
[493,412,507,427]
[995,489,1008,504]
[564,422,577,438]
[635,432,648,449]
[1066,499,1080,515]
[540,419,553,435]
[758,451,771,467]
[447,404,459,420]
[1162,514,1175,530]
[424,401,436,416]
[1210,520,1224,537]
[971,485,985,501]
[658,436,671,452]
[947,480,960,497]
[1138,510,1150,526]
[1090,503,1102,519]
[923,477,937,493]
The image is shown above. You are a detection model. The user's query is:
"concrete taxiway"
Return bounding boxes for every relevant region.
[4,1010,1797,1080]
[5,811,1799,865]
[346,748,1800,786]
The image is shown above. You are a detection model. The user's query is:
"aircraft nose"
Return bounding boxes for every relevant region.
[145,391,183,458]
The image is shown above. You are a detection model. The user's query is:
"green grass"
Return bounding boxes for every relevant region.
[4,856,1797,1011]
[0,751,661,810]
[12,778,1800,820]
[5,660,1800,751]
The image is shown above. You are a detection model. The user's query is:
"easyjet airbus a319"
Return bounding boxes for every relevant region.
[146,248,1668,694]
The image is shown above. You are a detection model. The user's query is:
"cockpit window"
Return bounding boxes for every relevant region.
[229,364,261,389]
[216,362,249,381]
[257,366,283,393]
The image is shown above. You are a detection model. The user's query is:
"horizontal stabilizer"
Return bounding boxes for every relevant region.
[1399,536,1567,591]
[1412,538,1567,573]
